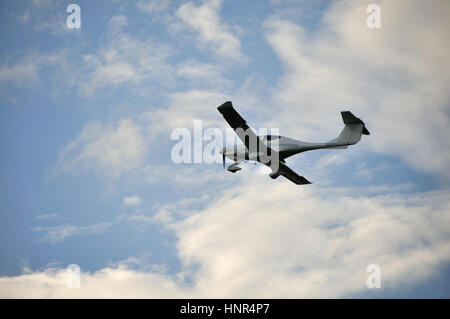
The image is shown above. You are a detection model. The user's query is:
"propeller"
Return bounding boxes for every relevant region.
[223,153,225,169]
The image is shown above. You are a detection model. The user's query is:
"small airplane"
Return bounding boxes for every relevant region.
[217,101,370,185]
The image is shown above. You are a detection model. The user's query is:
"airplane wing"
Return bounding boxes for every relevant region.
[217,101,278,161]
[272,163,312,185]
[218,101,310,185]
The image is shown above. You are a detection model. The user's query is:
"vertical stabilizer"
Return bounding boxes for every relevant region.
[329,111,370,145]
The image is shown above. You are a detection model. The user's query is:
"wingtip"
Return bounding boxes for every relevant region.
[217,101,233,112]
[362,126,370,135]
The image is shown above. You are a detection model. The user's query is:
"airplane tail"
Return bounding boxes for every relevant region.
[329,111,370,145]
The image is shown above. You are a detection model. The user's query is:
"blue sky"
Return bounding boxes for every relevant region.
[0,0,449,298]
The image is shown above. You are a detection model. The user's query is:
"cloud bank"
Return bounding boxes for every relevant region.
[2,174,449,297]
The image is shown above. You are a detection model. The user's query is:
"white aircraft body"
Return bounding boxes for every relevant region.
[217,101,370,185]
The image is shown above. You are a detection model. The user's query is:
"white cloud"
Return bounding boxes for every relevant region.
[123,195,142,207]
[33,12,76,35]
[0,51,75,93]
[79,15,173,96]
[56,88,230,181]
[35,213,60,220]
[0,264,187,298]
[2,174,449,297]
[176,60,223,82]
[262,0,450,178]
[57,118,147,179]
[166,179,450,298]
[34,222,112,244]
[176,0,247,61]
[31,0,54,7]
[107,15,128,34]
[136,0,170,13]
[56,87,231,183]
[13,10,30,25]
[0,58,38,85]
[141,89,229,139]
